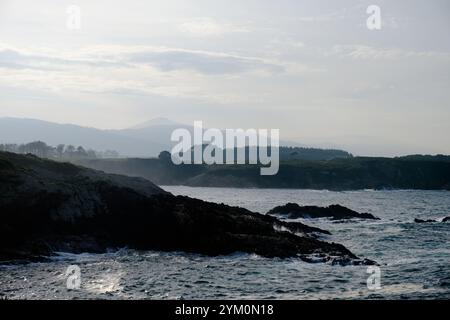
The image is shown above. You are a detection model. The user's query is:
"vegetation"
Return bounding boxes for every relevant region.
[182,145,352,163]
[0,141,120,161]
[278,146,352,161]
[78,153,450,190]
[3,140,449,190]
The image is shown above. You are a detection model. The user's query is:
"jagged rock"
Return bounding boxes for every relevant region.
[0,152,372,265]
[414,218,437,223]
[267,203,379,220]
[414,217,450,223]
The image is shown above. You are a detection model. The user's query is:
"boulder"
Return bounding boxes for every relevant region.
[267,203,379,220]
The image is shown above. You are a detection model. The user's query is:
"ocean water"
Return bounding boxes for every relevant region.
[0,187,449,300]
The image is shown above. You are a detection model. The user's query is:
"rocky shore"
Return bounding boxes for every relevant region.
[267,203,379,220]
[0,152,374,265]
[414,217,450,223]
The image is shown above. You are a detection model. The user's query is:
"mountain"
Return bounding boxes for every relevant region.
[0,117,195,157]
[128,117,181,129]
[0,117,352,159]
[0,117,166,157]
[109,118,193,152]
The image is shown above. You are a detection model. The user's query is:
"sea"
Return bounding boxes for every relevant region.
[0,187,449,300]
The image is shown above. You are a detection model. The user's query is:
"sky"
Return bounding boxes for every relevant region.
[0,0,449,156]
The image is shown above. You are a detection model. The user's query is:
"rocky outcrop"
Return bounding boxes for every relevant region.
[0,152,373,265]
[267,203,379,220]
[414,218,436,223]
[414,217,450,223]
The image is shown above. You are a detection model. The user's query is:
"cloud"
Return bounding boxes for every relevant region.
[179,17,249,37]
[0,43,292,105]
[126,48,284,75]
[329,45,450,60]
[0,46,127,70]
[296,5,360,23]
[0,44,284,75]
[0,49,33,69]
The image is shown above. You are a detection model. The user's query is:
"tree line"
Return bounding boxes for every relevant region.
[0,141,120,160]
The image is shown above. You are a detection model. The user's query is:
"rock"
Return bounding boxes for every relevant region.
[414,218,437,223]
[0,151,372,265]
[414,217,450,223]
[274,220,331,236]
[267,203,379,220]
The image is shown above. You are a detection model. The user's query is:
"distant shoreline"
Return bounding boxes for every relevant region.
[77,156,450,191]
[159,185,450,192]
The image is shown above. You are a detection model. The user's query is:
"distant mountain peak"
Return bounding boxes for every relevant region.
[129,117,180,129]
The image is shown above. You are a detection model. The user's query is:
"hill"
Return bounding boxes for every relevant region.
[0,151,370,264]
[0,117,165,157]
[77,155,450,190]
[0,117,352,160]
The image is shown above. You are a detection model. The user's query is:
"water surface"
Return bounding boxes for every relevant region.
[1,187,449,299]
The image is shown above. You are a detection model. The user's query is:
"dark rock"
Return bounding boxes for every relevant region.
[414,217,450,223]
[275,220,331,236]
[414,218,437,223]
[0,151,372,265]
[267,203,379,220]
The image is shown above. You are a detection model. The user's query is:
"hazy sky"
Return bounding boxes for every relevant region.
[0,0,449,156]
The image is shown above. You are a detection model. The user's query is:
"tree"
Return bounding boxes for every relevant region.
[56,144,65,159]
[65,145,76,156]
[22,141,50,158]
[1,141,115,161]
[158,151,172,163]
[76,146,87,158]
[86,149,97,159]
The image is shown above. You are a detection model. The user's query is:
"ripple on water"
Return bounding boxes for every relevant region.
[1,188,450,299]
